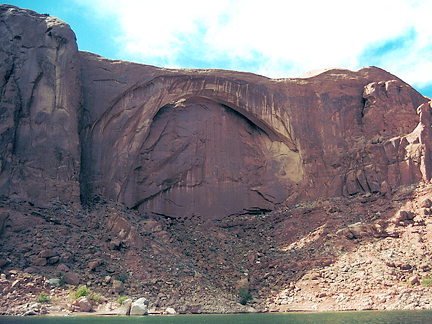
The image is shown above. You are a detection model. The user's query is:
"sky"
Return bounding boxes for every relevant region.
[7,0,432,98]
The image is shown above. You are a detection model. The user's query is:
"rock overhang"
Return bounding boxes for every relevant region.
[1,4,431,220]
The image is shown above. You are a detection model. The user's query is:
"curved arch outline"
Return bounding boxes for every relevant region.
[91,74,298,200]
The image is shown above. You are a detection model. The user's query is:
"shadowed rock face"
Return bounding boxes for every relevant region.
[121,97,296,218]
[83,68,302,218]
[1,5,432,219]
[0,5,81,206]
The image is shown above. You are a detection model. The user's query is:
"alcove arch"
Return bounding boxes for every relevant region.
[89,75,301,218]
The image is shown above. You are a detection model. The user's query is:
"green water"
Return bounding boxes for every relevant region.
[1,311,432,324]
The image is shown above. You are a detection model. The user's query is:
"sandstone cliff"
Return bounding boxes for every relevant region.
[0,5,81,206]
[0,4,430,219]
[4,5,432,315]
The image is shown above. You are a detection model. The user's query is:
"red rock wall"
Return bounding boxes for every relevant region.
[0,5,81,206]
[1,5,431,219]
[287,72,429,203]
[79,54,429,218]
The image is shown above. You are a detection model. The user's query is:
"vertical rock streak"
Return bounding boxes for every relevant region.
[1,5,431,220]
[0,5,81,205]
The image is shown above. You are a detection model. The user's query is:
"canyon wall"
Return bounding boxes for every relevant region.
[0,5,81,206]
[1,5,431,219]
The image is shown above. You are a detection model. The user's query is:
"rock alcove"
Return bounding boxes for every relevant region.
[119,96,299,219]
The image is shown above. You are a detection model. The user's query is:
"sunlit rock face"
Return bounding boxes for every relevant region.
[2,4,432,220]
[81,55,429,219]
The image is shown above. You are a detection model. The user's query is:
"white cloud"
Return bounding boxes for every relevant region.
[73,0,432,90]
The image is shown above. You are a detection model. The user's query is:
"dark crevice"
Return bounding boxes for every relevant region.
[26,71,44,113]
[360,97,367,119]
[3,62,14,88]
[131,186,174,210]
[241,208,272,216]
[251,188,276,204]
[8,62,22,156]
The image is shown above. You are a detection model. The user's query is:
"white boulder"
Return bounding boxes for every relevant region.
[130,297,149,316]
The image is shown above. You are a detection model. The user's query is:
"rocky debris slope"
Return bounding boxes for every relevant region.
[0,196,268,315]
[269,183,432,312]
[2,181,432,314]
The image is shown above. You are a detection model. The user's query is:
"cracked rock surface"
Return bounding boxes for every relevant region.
[0,5,81,206]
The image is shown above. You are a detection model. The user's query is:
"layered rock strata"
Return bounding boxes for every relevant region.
[1,5,431,219]
[80,54,430,219]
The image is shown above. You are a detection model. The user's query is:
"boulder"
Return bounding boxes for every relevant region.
[48,278,61,286]
[33,258,47,267]
[56,264,70,273]
[112,279,124,294]
[117,298,132,316]
[395,210,415,223]
[23,303,40,316]
[421,198,432,208]
[397,263,412,271]
[408,276,420,286]
[109,239,122,251]
[108,215,131,240]
[140,219,163,234]
[165,307,176,315]
[39,250,56,259]
[60,252,72,263]
[75,296,92,312]
[130,297,149,316]
[63,272,80,285]
[88,259,103,271]
[47,256,59,265]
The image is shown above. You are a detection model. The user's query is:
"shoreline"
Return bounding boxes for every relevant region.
[3,308,432,318]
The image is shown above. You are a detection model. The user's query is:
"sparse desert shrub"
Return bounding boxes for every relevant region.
[271,286,280,292]
[421,277,432,287]
[118,272,128,283]
[91,293,101,304]
[72,285,92,299]
[238,287,253,305]
[59,273,66,286]
[117,295,130,305]
[37,291,50,303]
